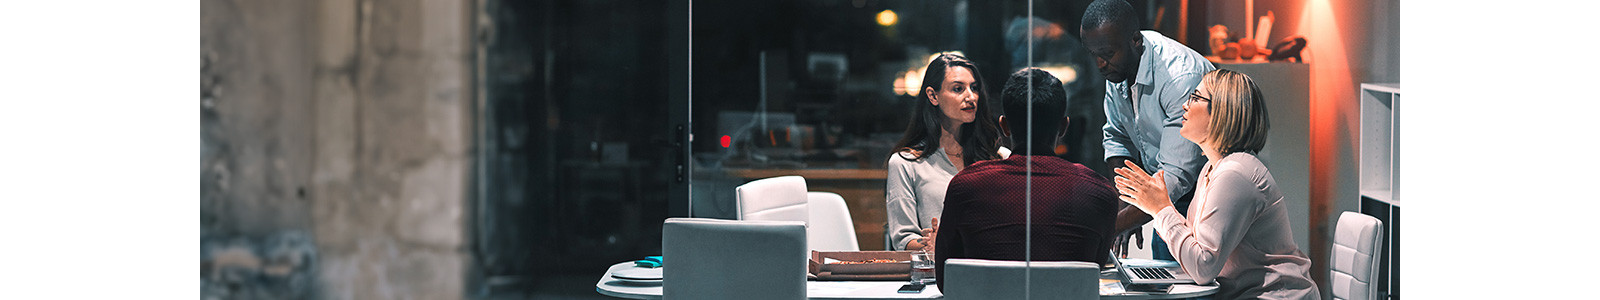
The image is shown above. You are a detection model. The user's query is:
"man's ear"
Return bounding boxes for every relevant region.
[998,115,1012,137]
[1055,116,1072,155]
[1129,29,1144,50]
[1057,116,1071,139]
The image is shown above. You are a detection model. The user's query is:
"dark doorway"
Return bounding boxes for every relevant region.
[472,0,688,297]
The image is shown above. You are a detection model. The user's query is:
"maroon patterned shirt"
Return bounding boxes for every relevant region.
[933,155,1119,291]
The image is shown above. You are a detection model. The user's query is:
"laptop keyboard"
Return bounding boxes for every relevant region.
[1130,267,1175,280]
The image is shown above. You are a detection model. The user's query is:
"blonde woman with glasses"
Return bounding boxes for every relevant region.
[1114,69,1319,300]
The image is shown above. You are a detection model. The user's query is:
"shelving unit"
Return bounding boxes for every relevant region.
[1360,83,1401,206]
[1358,83,1399,300]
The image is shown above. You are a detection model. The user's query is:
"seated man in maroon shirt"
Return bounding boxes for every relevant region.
[933,68,1120,291]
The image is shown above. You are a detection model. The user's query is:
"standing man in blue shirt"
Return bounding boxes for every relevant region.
[1080,0,1213,261]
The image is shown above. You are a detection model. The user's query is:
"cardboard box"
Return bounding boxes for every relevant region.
[809,251,912,275]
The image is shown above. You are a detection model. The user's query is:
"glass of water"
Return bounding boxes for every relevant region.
[909,250,936,285]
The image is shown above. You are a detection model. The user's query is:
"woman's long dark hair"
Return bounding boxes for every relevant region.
[891,52,1005,166]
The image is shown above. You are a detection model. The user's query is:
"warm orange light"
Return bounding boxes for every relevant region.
[1297,0,1356,279]
[901,52,965,97]
[904,68,923,97]
[893,73,908,95]
[877,10,898,27]
[1054,144,1069,155]
[1037,66,1078,85]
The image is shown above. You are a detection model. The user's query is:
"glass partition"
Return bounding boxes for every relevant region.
[475,0,1224,296]
[685,0,1161,296]
[688,0,1026,251]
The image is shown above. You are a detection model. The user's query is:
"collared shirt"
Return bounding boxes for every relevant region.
[1152,152,1319,300]
[933,155,1119,292]
[1102,30,1215,203]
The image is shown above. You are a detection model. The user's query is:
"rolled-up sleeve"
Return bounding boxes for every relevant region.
[1151,170,1263,285]
[1155,74,1207,202]
[885,154,923,250]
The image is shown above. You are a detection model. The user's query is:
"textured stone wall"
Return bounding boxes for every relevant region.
[202,0,474,298]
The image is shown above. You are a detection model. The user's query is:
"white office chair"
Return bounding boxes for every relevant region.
[806,191,860,251]
[1331,211,1385,300]
[735,176,810,222]
[662,218,807,300]
[737,176,861,252]
[942,258,1100,300]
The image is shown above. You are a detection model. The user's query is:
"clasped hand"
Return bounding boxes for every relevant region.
[914,217,940,251]
[1113,160,1173,216]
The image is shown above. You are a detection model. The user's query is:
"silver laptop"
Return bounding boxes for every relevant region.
[1108,250,1196,285]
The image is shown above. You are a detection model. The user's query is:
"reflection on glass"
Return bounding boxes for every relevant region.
[911,250,936,284]
[686,0,1126,297]
[690,1,1019,252]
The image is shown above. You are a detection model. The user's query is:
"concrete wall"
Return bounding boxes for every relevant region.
[202,0,475,298]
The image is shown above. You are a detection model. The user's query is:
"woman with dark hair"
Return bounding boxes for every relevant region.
[1116,69,1319,299]
[885,52,1008,251]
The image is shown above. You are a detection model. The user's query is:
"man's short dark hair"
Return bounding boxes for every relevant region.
[1001,68,1068,154]
[1080,0,1140,37]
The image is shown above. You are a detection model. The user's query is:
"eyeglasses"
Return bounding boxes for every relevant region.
[1187,91,1211,105]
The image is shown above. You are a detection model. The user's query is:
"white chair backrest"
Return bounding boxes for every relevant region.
[805,191,859,251]
[942,258,1099,300]
[662,218,807,300]
[735,176,809,222]
[1331,211,1385,300]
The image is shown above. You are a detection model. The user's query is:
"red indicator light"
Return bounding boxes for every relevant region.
[721,135,732,148]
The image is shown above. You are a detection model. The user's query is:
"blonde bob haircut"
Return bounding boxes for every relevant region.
[1199,69,1269,155]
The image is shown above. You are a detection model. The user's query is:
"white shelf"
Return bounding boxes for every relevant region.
[1359,189,1396,206]
[1360,83,1401,94]
[1359,83,1400,207]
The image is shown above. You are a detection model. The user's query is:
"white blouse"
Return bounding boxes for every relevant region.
[1151,152,1320,300]
[884,147,1009,250]
[884,148,958,251]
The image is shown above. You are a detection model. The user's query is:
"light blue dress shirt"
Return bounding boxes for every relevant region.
[1102,30,1214,202]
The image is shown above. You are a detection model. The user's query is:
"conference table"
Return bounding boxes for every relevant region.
[595,261,1218,299]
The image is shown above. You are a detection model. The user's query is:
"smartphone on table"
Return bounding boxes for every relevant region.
[897,283,926,293]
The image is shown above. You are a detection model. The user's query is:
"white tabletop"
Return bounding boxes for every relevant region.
[1096,275,1220,300]
[1099,259,1219,300]
[595,262,662,300]
[596,262,941,299]
[596,261,1216,299]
